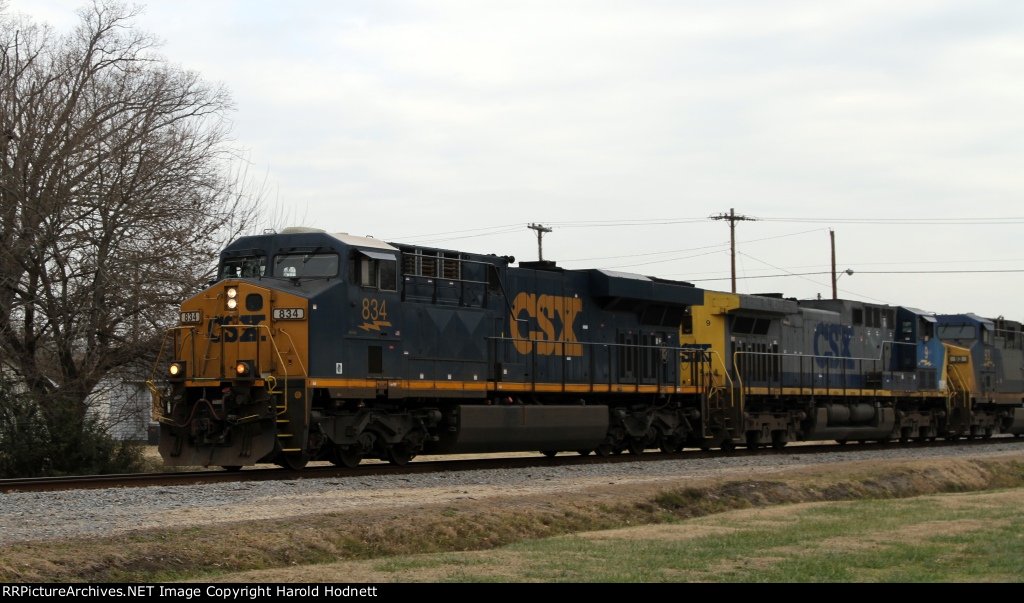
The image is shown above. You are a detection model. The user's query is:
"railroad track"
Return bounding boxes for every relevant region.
[2,435,1021,493]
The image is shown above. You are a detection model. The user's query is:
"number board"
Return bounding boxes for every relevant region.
[272,308,305,320]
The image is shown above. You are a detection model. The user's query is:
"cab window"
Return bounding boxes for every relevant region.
[353,250,397,291]
[219,256,267,279]
[273,253,339,278]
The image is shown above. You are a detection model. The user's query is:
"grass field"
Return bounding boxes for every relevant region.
[4,456,1023,582]
[216,487,1024,582]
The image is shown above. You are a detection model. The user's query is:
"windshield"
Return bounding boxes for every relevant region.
[937,324,976,340]
[219,256,267,279]
[274,253,339,278]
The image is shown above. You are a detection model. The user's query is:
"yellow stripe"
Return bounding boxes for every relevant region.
[309,378,377,388]
[742,386,948,398]
[404,381,489,391]
[306,377,698,396]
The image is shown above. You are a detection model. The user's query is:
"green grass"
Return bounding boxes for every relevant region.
[374,490,1024,582]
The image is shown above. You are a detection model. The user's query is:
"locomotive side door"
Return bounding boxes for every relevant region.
[352,249,402,385]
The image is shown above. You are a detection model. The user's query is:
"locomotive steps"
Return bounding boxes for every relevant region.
[1,451,1023,582]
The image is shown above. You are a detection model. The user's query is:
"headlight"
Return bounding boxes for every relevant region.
[235,361,253,378]
[225,286,238,311]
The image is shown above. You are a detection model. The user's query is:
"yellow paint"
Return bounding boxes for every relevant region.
[509,292,583,356]
[943,342,975,394]
[307,377,700,397]
[679,290,739,388]
[358,297,393,331]
[741,387,945,398]
[175,281,310,382]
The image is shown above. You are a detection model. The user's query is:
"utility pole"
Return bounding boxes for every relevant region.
[527,223,552,261]
[830,229,838,300]
[710,208,756,293]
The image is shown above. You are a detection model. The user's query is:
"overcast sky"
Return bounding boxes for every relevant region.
[8,1,1024,318]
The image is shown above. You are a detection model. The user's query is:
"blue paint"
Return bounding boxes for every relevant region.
[812,323,855,369]
[919,336,943,369]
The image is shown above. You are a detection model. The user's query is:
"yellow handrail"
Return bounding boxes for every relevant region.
[150,322,302,419]
[268,326,307,375]
[255,323,296,416]
[146,380,164,421]
[946,362,970,414]
[704,350,732,407]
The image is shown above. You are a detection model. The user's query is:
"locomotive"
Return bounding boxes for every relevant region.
[154,227,1024,469]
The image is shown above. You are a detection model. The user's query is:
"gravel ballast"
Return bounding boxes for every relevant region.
[2,441,1023,545]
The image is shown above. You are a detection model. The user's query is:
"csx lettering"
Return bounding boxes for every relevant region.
[207,315,265,343]
[510,292,583,356]
[812,323,854,369]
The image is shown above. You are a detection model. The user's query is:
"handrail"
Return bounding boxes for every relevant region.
[945,362,970,415]
[487,335,698,391]
[731,350,745,418]
[145,380,164,422]
[151,326,200,381]
[267,326,307,376]
[150,321,302,420]
[255,323,295,416]
[703,348,733,391]
[729,348,920,405]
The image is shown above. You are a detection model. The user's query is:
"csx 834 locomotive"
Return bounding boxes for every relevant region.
[155,227,1024,469]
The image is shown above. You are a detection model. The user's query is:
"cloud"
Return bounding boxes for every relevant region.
[8,0,1024,315]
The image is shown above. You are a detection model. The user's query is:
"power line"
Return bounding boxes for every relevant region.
[689,268,1024,282]
[759,216,1024,225]
[392,214,1024,245]
[393,223,524,241]
[561,227,825,263]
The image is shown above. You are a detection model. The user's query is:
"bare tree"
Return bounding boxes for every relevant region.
[0,1,258,472]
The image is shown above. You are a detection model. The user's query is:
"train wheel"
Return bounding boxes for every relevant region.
[278,453,309,471]
[576,449,592,456]
[221,466,243,472]
[387,444,415,466]
[541,450,558,458]
[332,446,362,469]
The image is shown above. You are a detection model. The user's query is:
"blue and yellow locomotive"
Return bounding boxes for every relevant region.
[155,227,1024,469]
[157,227,706,469]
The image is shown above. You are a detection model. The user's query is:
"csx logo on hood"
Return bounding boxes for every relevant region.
[510,292,583,356]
